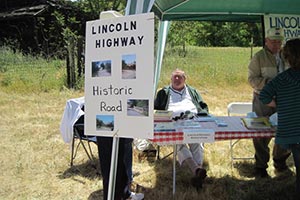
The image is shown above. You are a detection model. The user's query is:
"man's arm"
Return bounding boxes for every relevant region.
[187,86,209,113]
[154,88,168,110]
[259,79,277,107]
[248,52,269,91]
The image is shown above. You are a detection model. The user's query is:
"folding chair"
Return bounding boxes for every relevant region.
[70,113,97,167]
[157,145,173,160]
[227,102,254,163]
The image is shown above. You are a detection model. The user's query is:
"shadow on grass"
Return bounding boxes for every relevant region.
[58,158,104,200]
[59,150,298,200]
[136,157,298,200]
[58,158,101,180]
[88,190,104,200]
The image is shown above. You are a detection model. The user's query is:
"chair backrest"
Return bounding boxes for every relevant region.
[227,102,252,116]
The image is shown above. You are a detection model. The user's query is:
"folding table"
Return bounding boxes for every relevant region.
[152,116,275,196]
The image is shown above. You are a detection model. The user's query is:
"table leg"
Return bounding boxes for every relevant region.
[172,144,177,196]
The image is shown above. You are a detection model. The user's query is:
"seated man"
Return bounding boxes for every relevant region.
[154,69,208,189]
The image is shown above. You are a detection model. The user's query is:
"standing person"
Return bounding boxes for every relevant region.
[259,38,300,196]
[154,69,208,189]
[96,137,144,200]
[248,27,291,177]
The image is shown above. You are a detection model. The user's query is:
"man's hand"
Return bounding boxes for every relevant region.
[267,100,276,108]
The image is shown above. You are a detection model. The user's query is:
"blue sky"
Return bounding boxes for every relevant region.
[122,54,136,63]
[96,115,114,123]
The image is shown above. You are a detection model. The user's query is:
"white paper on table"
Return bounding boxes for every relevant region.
[247,112,258,118]
[193,115,216,122]
[175,120,201,129]
[269,112,278,126]
[183,129,215,143]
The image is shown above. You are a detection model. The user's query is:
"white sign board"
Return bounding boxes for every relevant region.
[183,129,215,143]
[264,14,300,42]
[84,13,154,139]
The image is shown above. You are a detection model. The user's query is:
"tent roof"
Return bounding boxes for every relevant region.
[152,0,300,22]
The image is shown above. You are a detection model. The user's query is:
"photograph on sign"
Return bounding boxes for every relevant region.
[92,60,112,77]
[96,115,114,131]
[127,99,149,117]
[122,54,136,79]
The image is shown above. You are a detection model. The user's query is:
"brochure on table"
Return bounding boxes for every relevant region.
[241,117,272,130]
[84,13,154,138]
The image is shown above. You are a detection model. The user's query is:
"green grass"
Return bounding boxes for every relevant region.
[0,46,66,92]
[0,45,257,93]
[0,46,298,200]
[158,46,257,89]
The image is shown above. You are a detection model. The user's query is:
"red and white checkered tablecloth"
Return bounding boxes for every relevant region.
[151,116,275,146]
[152,131,184,145]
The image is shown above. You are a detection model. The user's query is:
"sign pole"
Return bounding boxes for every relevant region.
[107,133,119,200]
[99,12,122,200]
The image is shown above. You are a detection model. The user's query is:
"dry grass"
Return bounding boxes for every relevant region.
[0,86,297,200]
[0,47,298,200]
[0,90,102,199]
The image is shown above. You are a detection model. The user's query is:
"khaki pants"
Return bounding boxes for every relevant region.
[177,143,204,166]
[252,92,291,169]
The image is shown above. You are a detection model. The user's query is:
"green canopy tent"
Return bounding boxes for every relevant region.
[152,0,300,22]
[149,0,300,91]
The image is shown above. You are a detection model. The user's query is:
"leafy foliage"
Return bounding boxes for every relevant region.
[72,0,126,19]
[168,21,263,50]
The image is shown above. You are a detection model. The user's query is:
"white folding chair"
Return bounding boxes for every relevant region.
[227,102,254,163]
